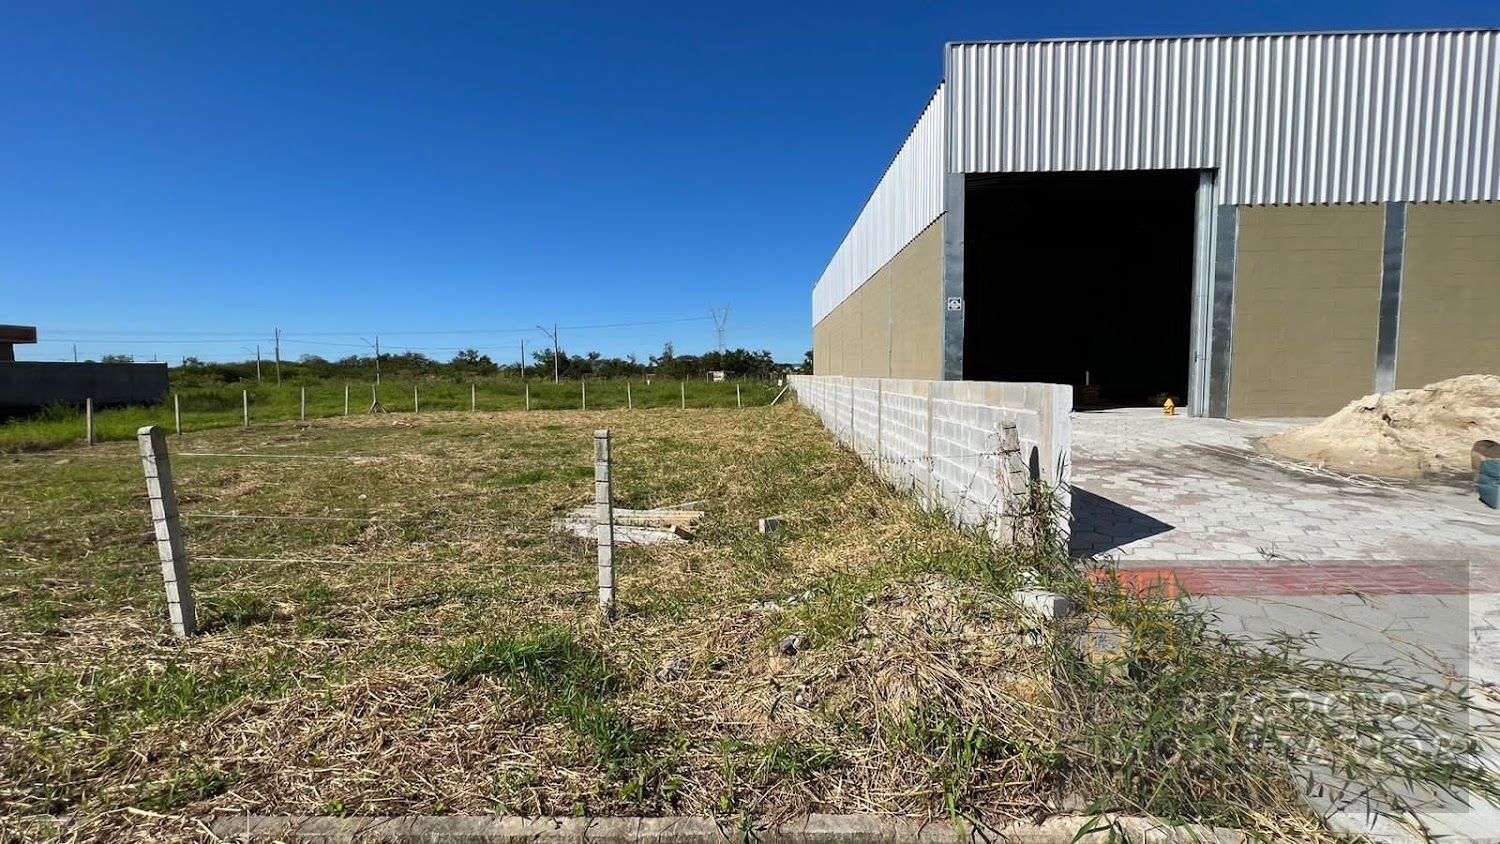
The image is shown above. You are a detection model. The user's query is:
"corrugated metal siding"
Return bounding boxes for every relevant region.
[947,31,1500,206]
[813,86,945,326]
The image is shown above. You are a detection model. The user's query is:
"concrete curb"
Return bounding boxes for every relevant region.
[209,813,1248,843]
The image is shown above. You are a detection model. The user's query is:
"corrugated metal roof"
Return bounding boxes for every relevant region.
[947,30,1499,204]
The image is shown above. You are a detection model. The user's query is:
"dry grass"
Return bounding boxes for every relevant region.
[1,404,1493,842]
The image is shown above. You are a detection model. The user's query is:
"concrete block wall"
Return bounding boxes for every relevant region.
[789,375,1071,543]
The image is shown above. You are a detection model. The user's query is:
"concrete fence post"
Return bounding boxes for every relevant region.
[626,381,632,409]
[344,384,350,416]
[996,421,1029,544]
[924,390,935,510]
[736,384,741,409]
[413,386,420,414]
[137,425,195,637]
[680,382,685,409]
[525,382,530,411]
[85,397,95,446]
[471,383,477,412]
[300,386,306,422]
[242,390,249,428]
[173,393,182,436]
[581,378,587,411]
[594,429,615,620]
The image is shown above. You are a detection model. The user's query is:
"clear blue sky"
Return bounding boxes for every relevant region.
[3,1,1495,365]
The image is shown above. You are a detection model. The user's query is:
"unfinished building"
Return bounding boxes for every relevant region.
[811,31,1500,416]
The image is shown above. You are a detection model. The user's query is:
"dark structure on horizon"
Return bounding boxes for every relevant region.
[0,324,169,413]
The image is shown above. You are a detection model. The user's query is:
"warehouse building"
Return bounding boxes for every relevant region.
[811,30,1500,416]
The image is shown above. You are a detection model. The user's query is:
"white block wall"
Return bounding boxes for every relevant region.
[789,375,1072,542]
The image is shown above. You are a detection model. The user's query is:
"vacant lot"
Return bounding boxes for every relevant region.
[1,404,1493,841]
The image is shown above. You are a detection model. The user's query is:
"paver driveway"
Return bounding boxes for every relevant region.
[1069,408,1500,564]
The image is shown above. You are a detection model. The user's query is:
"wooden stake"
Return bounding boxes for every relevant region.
[85,398,94,446]
[137,426,195,637]
[594,428,615,620]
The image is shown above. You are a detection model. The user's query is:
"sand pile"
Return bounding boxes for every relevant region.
[1264,374,1500,479]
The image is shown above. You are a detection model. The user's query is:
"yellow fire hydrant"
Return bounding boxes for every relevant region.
[1163,398,1176,416]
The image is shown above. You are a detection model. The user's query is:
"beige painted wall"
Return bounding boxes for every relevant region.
[1229,205,1384,417]
[812,218,944,378]
[1396,202,1500,388]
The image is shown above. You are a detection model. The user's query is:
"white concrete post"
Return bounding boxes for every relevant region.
[85,398,95,446]
[594,429,615,620]
[525,382,530,411]
[581,378,587,410]
[413,385,420,414]
[471,383,477,412]
[137,426,195,637]
[924,390,935,510]
[736,384,741,409]
[626,382,632,409]
[300,386,306,422]
[173,393,182,436]
[344,384,350,416]
[679,382,685,409]
[242,390,249,428]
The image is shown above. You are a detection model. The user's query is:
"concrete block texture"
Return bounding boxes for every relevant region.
[211,814,1246,843]
[812,219,944,379]
[1396,202,1500,388]
[789,375,1072,544]
[1228,205,1384,417]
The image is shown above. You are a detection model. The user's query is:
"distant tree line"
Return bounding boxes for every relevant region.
[170,343,810,385]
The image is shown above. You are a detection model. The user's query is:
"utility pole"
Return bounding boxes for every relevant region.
[255,345,262,382]
[536,324,559,383]
[72,344,77,363]
[710,306,730,353]
[273,328,282,386]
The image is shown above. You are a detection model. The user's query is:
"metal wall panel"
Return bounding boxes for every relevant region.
[946,31,1500,206]
[812,86,945,326]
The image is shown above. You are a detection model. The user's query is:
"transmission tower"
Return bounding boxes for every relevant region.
[710,306,730,353]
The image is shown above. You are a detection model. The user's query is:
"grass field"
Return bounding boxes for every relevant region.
[2,403,1496,841]
[0,377,782,452]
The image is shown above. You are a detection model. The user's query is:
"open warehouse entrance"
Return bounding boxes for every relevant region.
[962,170,1200,408]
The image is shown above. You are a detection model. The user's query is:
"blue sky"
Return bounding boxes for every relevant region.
[3,1,1496,365]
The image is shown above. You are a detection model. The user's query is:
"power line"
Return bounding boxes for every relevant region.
[42,315,713,342]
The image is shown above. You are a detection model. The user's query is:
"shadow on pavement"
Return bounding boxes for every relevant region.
[1069,486,1174,556]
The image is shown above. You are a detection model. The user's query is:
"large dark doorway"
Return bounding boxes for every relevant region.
[962,170,1199,407]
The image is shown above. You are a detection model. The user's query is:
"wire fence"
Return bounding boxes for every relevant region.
[2,378,793,453]
[124,421,716,636]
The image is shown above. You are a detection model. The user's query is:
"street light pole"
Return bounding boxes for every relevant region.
[360,336,382,385]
